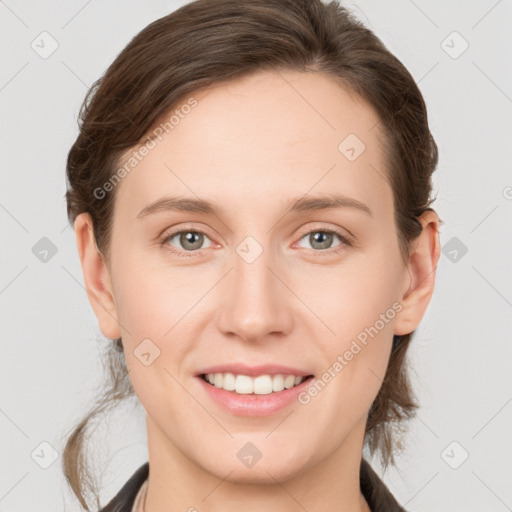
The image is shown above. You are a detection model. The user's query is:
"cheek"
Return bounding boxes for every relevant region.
[306,301,395,434]
[319,255,402,342]
[115,267,194,420]
[111,254,201,386]
[310,248,401,405]
[112,250,197,336]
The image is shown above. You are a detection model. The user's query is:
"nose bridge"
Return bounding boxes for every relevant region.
[219,235,291,342]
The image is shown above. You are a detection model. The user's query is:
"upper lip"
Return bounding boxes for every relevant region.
[196,363,314,378]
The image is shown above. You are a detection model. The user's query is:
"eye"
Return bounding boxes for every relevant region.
[160,226,352,258]
[294,228,352,255]
[161,229,213,257]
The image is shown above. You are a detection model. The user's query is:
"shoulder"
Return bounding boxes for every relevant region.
[360,458,408,512]
[99,462,149,512]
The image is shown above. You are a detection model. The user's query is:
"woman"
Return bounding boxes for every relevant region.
[63,0,441,510]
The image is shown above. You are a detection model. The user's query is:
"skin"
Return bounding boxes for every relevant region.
[74,70,440,512]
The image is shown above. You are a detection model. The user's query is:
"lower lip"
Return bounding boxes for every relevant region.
[196,375,314,417]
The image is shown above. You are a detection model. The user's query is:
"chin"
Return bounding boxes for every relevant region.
[214,462,306,485]
[196,443,312,485]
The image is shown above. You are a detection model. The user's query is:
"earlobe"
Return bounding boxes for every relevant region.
[394,210,441,336]
[74,213,122,340]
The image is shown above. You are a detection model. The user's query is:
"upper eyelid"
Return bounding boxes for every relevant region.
[295,223,351,239]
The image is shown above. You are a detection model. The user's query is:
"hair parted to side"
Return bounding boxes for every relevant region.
[63,0,439,509]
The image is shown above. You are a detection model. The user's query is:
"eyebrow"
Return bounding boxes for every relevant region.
[136,193,373,219]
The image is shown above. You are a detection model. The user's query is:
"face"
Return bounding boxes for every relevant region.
[84,70,418,483]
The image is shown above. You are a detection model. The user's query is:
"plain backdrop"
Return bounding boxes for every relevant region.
[1,1,511,511]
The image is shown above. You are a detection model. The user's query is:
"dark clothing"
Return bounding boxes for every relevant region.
[359,458,407,511]
[99,458,407,512]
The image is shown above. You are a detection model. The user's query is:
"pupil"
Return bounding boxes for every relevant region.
[183,231,202,249]
[311,231,331,250]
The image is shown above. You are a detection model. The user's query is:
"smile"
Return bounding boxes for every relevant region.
[201,372,314,395]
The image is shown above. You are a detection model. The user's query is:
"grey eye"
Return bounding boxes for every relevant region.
[298,230,343,251]
[166,231,212,251]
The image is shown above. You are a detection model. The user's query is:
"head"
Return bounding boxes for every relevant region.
[63,0,441,509]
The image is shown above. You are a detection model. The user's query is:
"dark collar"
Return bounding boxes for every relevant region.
[99,458,407,512]
[360,458,408,512]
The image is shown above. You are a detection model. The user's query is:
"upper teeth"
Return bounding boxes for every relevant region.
[204,373,306,395]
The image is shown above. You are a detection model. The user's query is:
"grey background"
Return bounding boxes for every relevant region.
[1,1,511,511]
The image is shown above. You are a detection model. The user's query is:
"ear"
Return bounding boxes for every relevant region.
[74,212,122,340]
[394,210,441,336]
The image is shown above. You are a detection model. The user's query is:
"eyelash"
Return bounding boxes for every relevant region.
[159,225,353,258]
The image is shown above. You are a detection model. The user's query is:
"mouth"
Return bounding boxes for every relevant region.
[199,372,315,395]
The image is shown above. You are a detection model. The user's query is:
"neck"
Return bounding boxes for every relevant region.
[144,416,371,512]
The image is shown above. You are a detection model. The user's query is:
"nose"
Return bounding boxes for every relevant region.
[217,244,294,344]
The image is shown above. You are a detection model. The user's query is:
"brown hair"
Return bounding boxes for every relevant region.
[63,0,439,509]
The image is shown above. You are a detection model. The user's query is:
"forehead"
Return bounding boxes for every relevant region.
[113,69,392,221]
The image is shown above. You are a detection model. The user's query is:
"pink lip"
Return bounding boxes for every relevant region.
[196,374,314,416]
[196,363,312,377]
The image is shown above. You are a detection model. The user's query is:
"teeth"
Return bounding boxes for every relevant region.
[204,372,308,394]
